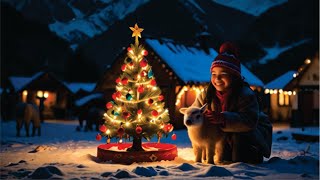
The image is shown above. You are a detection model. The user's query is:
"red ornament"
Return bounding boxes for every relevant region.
[137,85,144,93]
[115,77,121,84]
[171,133,177,140]
[96,134,102,141]
[140,58,148,67]
[121,64,126,71]
[112,93,117,100]
[158,95,164,101]
[140,70,147,77]
[99,125,107,133]
[136,126,142,134]
[148,98,154,105]
[121,77,128,85]
[164,124,173,133]
[142,50,148,56]
[150,79,157,86]
[115,91,122,98]
[151,110,158,117]
[118,127,125,136]
[123,112,130,119]
[127,47,133,53]
[137,109,142,115]
[106,102,113,109]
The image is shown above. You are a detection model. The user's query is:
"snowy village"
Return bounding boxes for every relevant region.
[0,0,319,179]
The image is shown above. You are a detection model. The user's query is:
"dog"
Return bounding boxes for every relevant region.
[180,104,224,164]
[15,102,41,137]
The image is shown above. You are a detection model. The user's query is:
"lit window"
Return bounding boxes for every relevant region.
[278,93,290,106]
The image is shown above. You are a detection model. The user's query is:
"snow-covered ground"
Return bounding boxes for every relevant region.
[0,120,319,179]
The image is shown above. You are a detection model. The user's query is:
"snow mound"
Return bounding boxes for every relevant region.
[195,165,233,177]
[132,166,157,177]
[263,156,319,174]
[175,163,198,171]
[113,169,138,178]
[29,166,64,179]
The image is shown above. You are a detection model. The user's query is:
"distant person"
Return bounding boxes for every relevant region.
[37,96,46,123]
[190,42,272,164]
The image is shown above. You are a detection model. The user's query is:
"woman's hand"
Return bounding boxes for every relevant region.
[203,110,225,125]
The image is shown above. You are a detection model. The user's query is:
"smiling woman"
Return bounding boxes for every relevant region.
[188,42,272,164]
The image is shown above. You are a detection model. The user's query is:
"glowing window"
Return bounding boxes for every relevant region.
[278,93,290,106]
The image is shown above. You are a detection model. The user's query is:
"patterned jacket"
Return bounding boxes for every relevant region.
[191,86,272,158]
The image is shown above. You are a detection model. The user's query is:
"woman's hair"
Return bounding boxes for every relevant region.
[205,75,250,111]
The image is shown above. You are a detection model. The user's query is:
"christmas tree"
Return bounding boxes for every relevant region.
[96,24,174,152]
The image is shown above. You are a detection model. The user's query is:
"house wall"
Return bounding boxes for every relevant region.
[269,93,292,122]
[290,57,319,127]
[299,59,319,86]
[20,90,70,119]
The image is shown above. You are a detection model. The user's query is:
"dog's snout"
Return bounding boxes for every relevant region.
[185,119,192,126]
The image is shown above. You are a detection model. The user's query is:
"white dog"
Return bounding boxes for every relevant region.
[180,104,224,164]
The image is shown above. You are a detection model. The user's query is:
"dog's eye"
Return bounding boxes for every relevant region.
[196,115,201,119]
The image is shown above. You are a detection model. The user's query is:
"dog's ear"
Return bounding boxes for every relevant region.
[179,107,188,114]
[200,103,207,113]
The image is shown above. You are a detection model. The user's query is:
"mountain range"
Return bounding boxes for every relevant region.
[1,0,319,86]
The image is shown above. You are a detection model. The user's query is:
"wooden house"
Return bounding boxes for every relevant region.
[95,38,265,129]
[66,82,96,100]
[9,71,73,119]
[265,53,319,126]
[264,71,297,122]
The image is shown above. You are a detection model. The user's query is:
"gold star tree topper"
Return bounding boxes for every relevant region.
[129,23,144,45]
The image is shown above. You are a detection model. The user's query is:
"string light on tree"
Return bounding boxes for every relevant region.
[96,23,175,153]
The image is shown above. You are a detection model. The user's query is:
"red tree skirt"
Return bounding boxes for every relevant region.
[97,143,178,164]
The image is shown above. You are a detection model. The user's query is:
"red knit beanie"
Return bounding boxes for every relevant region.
[210,42,241,77]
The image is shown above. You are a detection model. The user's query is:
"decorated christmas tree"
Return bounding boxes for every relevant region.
[96,23,175,152]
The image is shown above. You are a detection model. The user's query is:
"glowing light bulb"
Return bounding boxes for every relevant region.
[44,92,49,98]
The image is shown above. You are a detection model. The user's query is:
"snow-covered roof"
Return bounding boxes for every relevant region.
[9,77,32,92]
[75,93,104,107]
[214,0,287,16]
[145,39,264,87]
[66,83,96,93]
[240,64,265,87]
[9,71,73,93]
[265,71,296,89]
[9,72,50,92]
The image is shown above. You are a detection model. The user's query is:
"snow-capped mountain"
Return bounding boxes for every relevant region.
[1,0,318,84]
[3,0,149,46]
[3,0,286,46]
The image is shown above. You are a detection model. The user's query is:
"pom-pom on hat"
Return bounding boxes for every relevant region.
[210,42,241,77]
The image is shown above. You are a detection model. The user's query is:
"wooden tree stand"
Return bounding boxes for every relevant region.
[97,143,178,164]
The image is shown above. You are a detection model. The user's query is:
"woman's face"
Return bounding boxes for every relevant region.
[211,67,232,92]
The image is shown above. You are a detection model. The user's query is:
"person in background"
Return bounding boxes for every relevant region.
[192,42,272,164]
